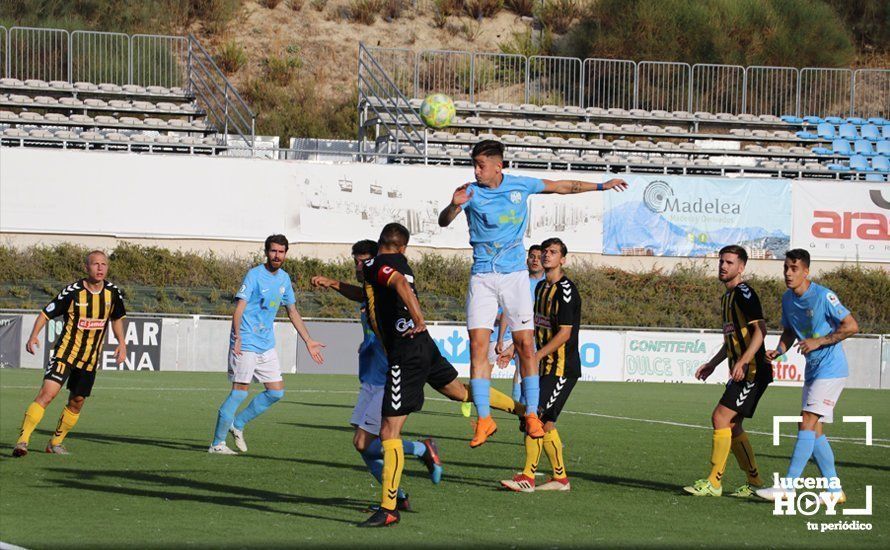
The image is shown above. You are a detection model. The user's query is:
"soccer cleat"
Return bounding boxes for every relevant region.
[819,490,846,505]
[358,507,400,527]
[524,413,545,439]
[755,486,795,501]
[728,482,761,498]
[207,443,237,455]
[500,473,535,493]
[12,442,28,457]
[45,443,70,455]
[420,438,443,484]
[229,426,247,452]
[683,479,722,497]
[365,494,412,513]
[470,416,498,448]
[536,477,571,491]
[460,402,472,418]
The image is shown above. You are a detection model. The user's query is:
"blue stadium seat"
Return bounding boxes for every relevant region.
[782,115,803,124]
[884,126,890,139]
[816,122,835,139]
[877,141,890,156]
[831,139,853,155]
[838,123,858,140]
[812,145,832,155]
[861,124,881,141]
[868,117,888,126]
[849,155,870,171]
[872,156,890,173]
[827,162,849,171]
[854,140,875,156]
[805,115,824,125]
[824,116,844,124]
[865,173,887,182]
[846,117,866,125]
[796,130,817,139]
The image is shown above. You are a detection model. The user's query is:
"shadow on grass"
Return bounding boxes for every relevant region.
[43,468,364,523]
[279,421,523,449]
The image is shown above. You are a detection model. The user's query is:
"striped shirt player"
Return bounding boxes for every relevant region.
[13,250,128,457]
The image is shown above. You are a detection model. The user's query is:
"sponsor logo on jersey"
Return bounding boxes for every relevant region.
[77,318,107,330]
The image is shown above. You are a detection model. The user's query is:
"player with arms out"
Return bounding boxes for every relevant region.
[501,238,581,493]
[360,223,524,527]
[310,239,443,512]
[13,250,127,457]
[438,139,627,447]
[683,245,772,498]
[208,234,325,454]
[757,249,858,504]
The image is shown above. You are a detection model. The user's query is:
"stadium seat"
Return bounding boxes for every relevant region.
[781,115,803,124]
[877,141,890,156]
[824,116,844,124]
[60,97,84,107]
[884,126,890,139]
[854,140,875,156]
[811,145,832,155]
[816,122,835,139]
[860,124,881,141]
[759,114,781,122]
[865,173,887,182]
[772,130,796,139]
[872,156,890,172]
[849,155,870,171]
[99,83,122,92]
[838,123,858,140]
[846,117,866,125]
[867,117,887,125]
[804,116,824,124]
[826,162,849,171]
[831,139,853,155]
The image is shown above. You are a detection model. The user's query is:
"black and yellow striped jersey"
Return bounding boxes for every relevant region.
[41,279,127,371]
[721,282,771,382]
[533,275,581,378]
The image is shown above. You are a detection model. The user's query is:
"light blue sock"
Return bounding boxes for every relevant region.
[511,381,522,402]
[786,430,817,479]
[404,440,426,457]
[522,375,540,415]
[813,435,841,491]
[232,389,284,430]
[470,378,491,418]
[212,389,248,445]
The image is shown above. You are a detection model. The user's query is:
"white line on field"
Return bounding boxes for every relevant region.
[1,541,29,550]
[2,385,886,448]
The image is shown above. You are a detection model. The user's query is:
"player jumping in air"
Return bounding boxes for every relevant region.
[683,245,773,498]
[208,234,325,454]
[310,239,443,512]
[756,249,858,504]
[438,139,628,448]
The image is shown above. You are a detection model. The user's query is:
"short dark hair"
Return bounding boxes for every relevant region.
[541,237,568,257]
[719,245,748,264]
[785,248,811,268]
[528,244,542,255]
[351,239,378,257]
[471,139,504,160]
[265,234,289,252]
[379,223,410,248]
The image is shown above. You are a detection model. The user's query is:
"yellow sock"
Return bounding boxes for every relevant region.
[707,428,732,488]
[50,407,80,446]
[731,432,763,486]
[380,439,404,511]
[17,402,45,445]
[522,435,543,478]
[543,429,567,479]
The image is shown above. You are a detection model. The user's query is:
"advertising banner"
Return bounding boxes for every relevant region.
[44,316,163,371]
[0,314,22,368]
[603,175,791,258]
[622,331,729,384]
[792,180,890,262]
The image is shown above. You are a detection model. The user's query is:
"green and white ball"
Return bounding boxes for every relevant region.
[420,93,456,129]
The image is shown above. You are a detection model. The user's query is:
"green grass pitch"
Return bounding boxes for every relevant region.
[1,369,888,548]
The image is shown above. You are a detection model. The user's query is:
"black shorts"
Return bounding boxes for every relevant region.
[538,374,579,423]
[719,376,770,418]
[43,358,96,397]
[382,333,458,417]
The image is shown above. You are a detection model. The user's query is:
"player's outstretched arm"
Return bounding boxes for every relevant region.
[310,275,364,302]
[111,317,128,365]
[541,178,629,194]
[798,314,859,354]
[696,344,726,381]
[438,183,473,227]
[285,304,325,364]
[386,272,427,336]
[767,327,797,360]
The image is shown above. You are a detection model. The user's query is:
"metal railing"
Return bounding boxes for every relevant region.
[8,27,68,82]
[364,45,888,118]
[0,26,6,78]
[131,34,188,88]
[70,30,129,85]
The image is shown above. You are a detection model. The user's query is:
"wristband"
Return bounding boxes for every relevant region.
[596,183,604,191]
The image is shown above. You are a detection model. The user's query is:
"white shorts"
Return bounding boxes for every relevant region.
[350,382,384,436]
[801,377,846,423]
[467,271,534,333]
[227,348,283,384]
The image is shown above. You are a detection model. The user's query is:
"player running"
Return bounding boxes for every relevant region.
[438,139,627,447]
[12,250,127,457]
[756,249,858,504]
[360,223,524,527]
[208,234,325,454]
[500,238,581,493]
[683,245,772,498]
[310,239,443,511]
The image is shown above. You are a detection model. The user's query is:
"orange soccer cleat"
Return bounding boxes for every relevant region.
[470,416,498,448]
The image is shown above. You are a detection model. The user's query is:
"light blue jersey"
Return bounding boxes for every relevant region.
[781,282,851,381]
[529,274,544,301]
[359,304,389,387]
[463,174,546,274]
[234,265,295,353]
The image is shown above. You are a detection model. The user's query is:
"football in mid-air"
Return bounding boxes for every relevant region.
[420,93,456,128]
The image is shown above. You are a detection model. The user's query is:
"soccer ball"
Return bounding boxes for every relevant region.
[420,93,456,129]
